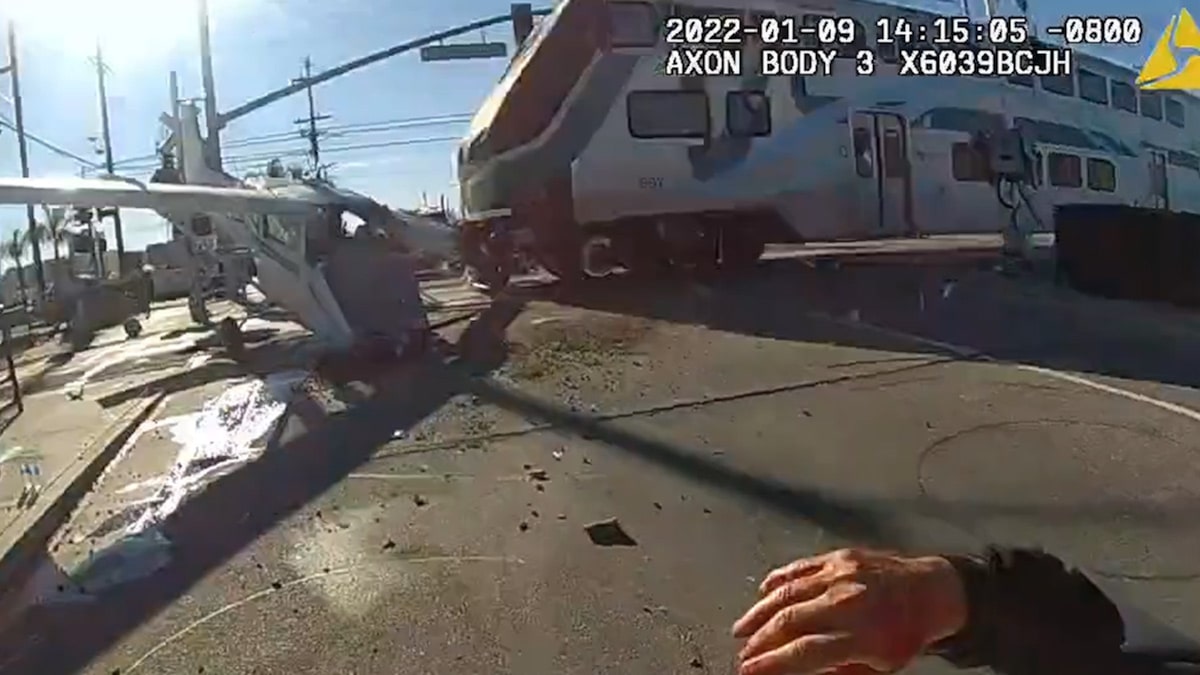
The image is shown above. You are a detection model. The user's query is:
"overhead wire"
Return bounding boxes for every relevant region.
[109,111,473,168]
[0,113,103,168]
[110,134,461,174]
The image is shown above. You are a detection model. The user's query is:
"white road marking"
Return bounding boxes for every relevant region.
[126,555,521,672]
[808,311,1200,425]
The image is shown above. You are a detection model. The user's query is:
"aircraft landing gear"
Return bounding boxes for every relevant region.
[217,317,244,357]
[188,289,211,326]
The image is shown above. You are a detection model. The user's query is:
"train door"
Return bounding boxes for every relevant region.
[850,111,912,236]
[1149,150,1169,209]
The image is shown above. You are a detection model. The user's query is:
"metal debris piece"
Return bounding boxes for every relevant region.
[527,468,549,482]
[584,518,637,547]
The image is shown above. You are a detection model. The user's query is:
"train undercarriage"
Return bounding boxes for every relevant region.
[461,210,792,290]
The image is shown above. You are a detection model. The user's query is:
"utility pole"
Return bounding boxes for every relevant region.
[198,0,221,169]
[5,21,46,299]
[93,44,125,276]
[293,56,331,170]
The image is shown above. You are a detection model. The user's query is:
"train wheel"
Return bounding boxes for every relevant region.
[217,317,245,357]
[123,318,143,339]
[188,291,211,326]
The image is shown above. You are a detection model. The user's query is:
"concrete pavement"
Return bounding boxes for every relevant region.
[2,247,1200,673]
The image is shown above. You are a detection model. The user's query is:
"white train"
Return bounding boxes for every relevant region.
[456,0,1200,281]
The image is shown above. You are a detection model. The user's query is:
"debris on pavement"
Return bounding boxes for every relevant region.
[551,448,564,461]
[584,518,637,547]
[526,468,549,482]
[69,529,172,594]
[382,539,397,551]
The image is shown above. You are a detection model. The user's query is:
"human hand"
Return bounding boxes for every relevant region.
[731,548,968,675]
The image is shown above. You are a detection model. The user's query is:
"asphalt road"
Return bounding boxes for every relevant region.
[5,252,1200,674]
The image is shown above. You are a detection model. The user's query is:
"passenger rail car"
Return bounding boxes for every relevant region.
[457,0,1200,280]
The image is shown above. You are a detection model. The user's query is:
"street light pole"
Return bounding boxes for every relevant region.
[5,21,47,299]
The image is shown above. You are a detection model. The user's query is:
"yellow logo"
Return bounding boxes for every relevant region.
[1137,8,1200,89]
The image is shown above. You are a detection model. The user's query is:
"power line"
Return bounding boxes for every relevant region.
[222,112,472,147]
[109,112,472,168]
[0,113,101,167]
[111,134,460,174]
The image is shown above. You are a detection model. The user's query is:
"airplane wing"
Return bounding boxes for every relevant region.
[0,176,323,216]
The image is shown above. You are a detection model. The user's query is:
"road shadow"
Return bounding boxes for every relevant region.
[508,253,1200,393]
[0,297,526,673]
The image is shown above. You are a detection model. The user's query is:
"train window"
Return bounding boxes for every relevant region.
[1087,129,1136,157]
[726,91,771,136]
[1110,81,1138,112]
[876,36,897,63]
[1140,91,1163,120]
[1166,98,1185,127]
[882,129,905,177]
[853,126,873,177]
[1007,74,1034,87]
[836,18,868,58]
[951,142,989,182]
[799,14,822,48]
[1039,73,1075,96]
[1086,158,1116,192]
[608,2,658,47]
[1013,118,1099,151]
[1048,153,1082,187]
[1078,70,1108,105]
[1168,149,1200,170]
[627,90,709,138]
[919,107,1004,134]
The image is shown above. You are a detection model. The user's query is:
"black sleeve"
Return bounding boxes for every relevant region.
[929,547,1155,675]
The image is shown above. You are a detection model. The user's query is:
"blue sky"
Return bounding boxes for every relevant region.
[0,0,1189,255]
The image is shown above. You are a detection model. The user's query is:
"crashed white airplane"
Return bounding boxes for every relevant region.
[0,101,465,356]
